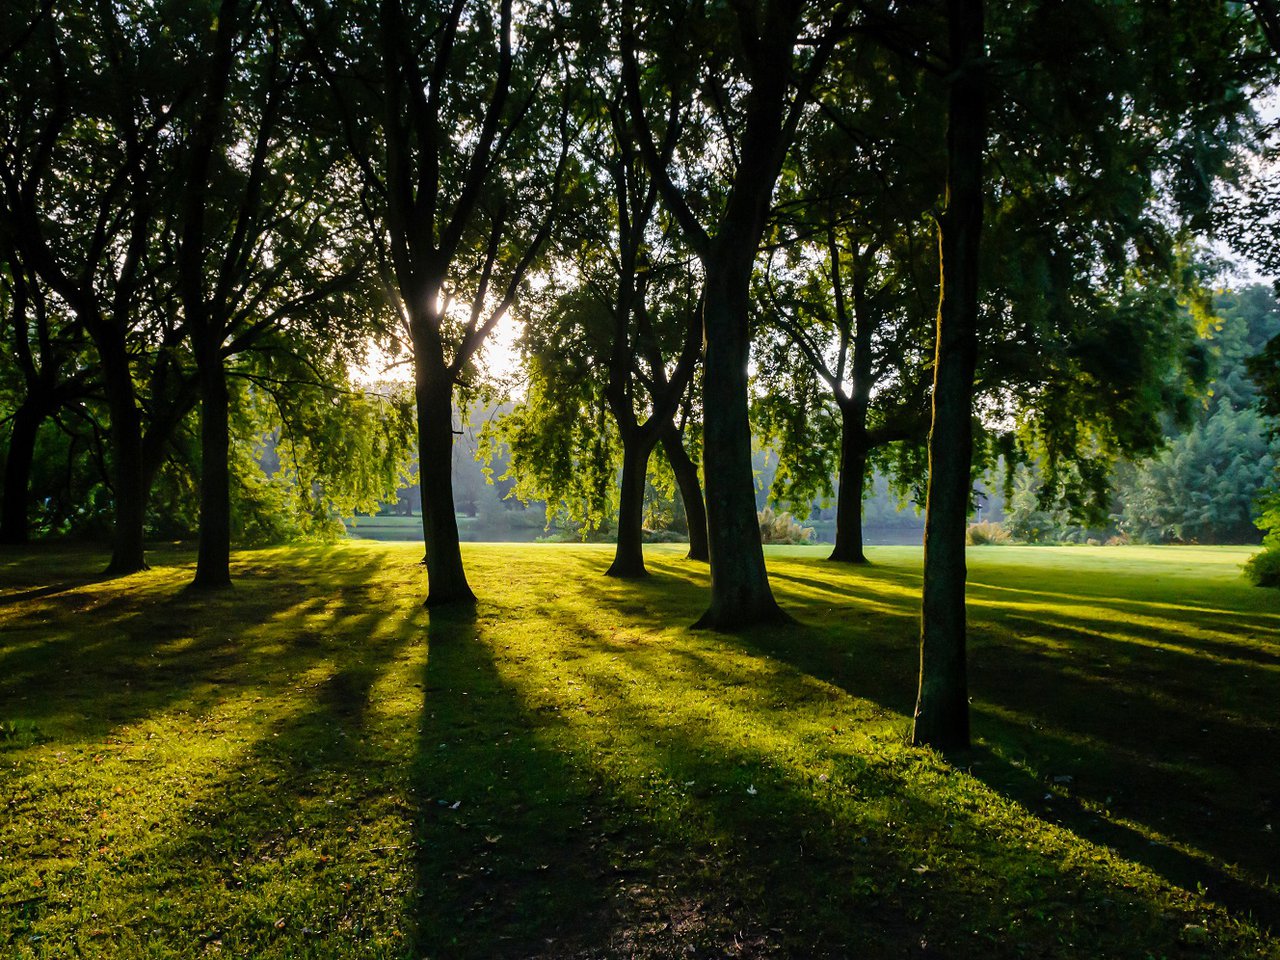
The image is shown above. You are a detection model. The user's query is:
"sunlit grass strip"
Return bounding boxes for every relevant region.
[470,575,1262,954]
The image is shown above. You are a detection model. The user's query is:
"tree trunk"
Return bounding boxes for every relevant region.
[416,342,475,606]
[828,409,869,564]
[192,346,232,589]
[912,0,985,752]
[607,432,655,578]
[0,401,43,545]
[98,330,149,575]
[662,423,708,562]
[694,262,787,629]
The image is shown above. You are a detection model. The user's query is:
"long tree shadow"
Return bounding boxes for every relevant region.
[412,603,623,958]
[436,584,1263,957]
[707,554,1280,934]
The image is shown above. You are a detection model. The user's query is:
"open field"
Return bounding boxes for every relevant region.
[0,542,1277,958]
[344,514,548,544]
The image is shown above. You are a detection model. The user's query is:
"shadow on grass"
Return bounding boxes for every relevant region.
[0,545,399,737]
[402,548,1258,957]
[411,604,618,959]
[5,542,1276,955]
[699,553,1280,935]
[0,543,439,956]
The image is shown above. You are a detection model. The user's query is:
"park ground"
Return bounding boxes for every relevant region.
[0,541,1277,958]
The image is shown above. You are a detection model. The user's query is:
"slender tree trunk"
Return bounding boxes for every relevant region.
[0,401,43,545]
[828,409,869,564]
[192,345,232,589]
[415,339,475,606]
[662,423,708,562]
[97,329,149,574]
[607,431,656,578]
[694,261,786,629]
[912,0,986,752]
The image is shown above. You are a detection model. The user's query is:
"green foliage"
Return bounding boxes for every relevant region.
[976,0,1264,507]
[1005,465,1100,544]
[480,307,622,539]
[995,270,1217,521]
[1115,287,1280,544]
[231,358,416,544]
[1117,405,1279,544]
[751,357,841,519]
[1242,546,1280,587]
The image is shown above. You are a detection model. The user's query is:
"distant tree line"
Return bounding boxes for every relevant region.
[3,0,1280,748]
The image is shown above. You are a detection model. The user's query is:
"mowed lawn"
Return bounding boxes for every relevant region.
[0,542,1277,959]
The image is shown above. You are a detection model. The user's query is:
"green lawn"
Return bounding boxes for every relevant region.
[0,542,1277,958]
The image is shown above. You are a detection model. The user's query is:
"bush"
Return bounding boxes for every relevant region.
[1243,548,1280,588]
[759,507,815,544]
[643,528,687,544]
[966,520,1012,545]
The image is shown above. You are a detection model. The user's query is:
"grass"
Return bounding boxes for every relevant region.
[0,541,1277,958]
[344,513,546,543]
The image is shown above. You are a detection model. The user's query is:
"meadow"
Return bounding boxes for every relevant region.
[0,542,1276,958]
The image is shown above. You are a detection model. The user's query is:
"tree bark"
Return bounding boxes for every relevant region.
[912,0,985,752]
[192,346,233,589]
[415,338,475,606]
[828,409,869,564]
[98,328,149,575]
[0,401,43,545]
[662,423,708,562]
[607,432,656,578]
[694,260,787,629]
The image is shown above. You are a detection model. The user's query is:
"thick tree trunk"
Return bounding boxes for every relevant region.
[694,262,786,629]
[662,424,708,562]
[607,433,655,578]
[828,410,869,564]
[416,343,475,606]
[98,330,149,575]
[912,0,985,752]
[0,401,43,545]
[192,348,232,589]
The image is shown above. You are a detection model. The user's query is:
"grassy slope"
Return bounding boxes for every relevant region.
[0,542,1276,959]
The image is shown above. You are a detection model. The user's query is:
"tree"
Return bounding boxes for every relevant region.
[232,348,417,544]
[500,70,703,578]
[905,0,1264,748]
[911,0,986,752]
[0,2,196,573]
[592,95,702,578]
[169,0,379,588]
[620,0,851,628]
[751,19,940,564]
[0,235,93,544]
[1115,287,1280,544]
[661,399,709,562]
[296,0,570,605]
[755,225,934,564]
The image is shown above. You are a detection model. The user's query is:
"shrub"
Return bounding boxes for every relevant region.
[966,520,1012,545]
[759,507,815,544]
[1243,548,1280,588]
[643,528,687,544]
